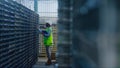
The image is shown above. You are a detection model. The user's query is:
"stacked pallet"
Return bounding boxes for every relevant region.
[52,24,57,53]
[0,0,39,68]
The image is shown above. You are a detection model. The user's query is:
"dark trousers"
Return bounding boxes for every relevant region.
[45,46,51,60]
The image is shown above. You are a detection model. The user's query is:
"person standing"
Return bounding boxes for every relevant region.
[38,22,53,65]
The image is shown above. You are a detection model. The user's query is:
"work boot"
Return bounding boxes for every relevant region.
[45,59,52,65]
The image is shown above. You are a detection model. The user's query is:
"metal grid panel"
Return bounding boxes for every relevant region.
[0,0,39,68]
[57,0,72,68]
[71,0,99,68]
[57,0,99,68]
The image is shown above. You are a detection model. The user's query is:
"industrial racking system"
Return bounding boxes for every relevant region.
[0,0,39,68]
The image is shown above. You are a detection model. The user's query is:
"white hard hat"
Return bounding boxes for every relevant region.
[46,21,52,25]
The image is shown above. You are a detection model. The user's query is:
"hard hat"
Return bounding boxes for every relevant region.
[46,21,52,25]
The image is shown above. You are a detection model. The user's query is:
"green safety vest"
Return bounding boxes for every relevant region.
[43,27,53,46]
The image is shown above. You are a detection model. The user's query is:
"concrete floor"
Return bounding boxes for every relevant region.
[32,58,56,68]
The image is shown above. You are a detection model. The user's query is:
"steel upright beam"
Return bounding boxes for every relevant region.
[34,0,38,13]
[56,0,72,68]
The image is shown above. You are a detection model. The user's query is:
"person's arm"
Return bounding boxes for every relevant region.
[37,25,43,33]
[44,29,51,37]
[38,29,42,33]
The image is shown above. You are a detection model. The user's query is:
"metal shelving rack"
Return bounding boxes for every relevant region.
[57,0,72,68]
[0,0,39,68]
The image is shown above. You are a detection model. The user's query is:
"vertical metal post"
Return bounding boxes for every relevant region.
[56,0,72,68]
[34,0,38,13]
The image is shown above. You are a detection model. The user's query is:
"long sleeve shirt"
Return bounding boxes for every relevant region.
[38,28,51,37]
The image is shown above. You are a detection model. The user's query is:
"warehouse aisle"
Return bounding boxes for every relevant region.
[1,0,120,68]
[32,62,54,68]
[32,58,56,68]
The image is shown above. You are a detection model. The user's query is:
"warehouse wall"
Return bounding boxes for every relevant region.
[0,0,39,68]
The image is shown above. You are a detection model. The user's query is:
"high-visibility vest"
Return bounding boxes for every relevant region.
[43,27,53,46]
